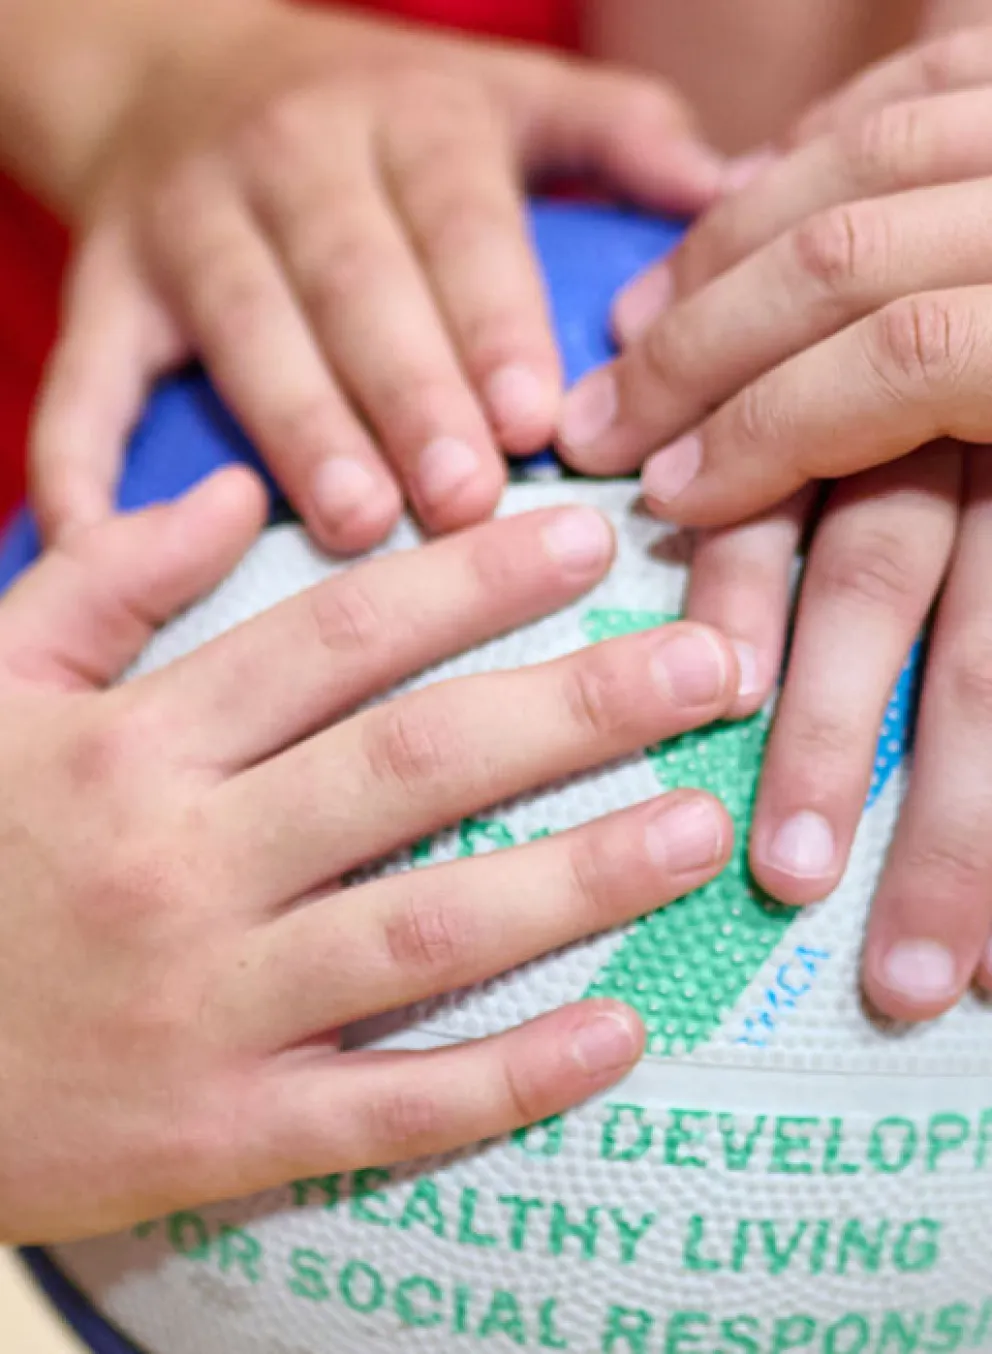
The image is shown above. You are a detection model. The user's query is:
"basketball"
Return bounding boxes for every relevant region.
[5,203,990,1354]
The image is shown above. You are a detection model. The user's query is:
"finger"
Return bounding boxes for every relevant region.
[29,220,185,543]
[385,81,560,454]
[792,26,992,146]
[863,450,992,1020]
[613,259,680,348]
[519,58,725,212]
[635,284,992,529]
[230,1001,645,1195]
[0,468,266,693]
[617,85,992,328]
[235,790,729,1049]
[216,621,739,904]
[144,505,617,769]
[565,176,992,477]
[148,160,403,554]
[243,104,504,534]
[750,449,959,906]
[683,494,810,717]
[611,142,776,347]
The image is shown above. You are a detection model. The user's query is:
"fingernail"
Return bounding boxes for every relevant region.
[733,641,761,700]
[312,457,379,525]
[486,363,549,433]
[651,628,728,706]
[723,147,777,194]
[418,436,479,506]
[643,435,702,505]
[647,796,724,873]
[542,508,614,575]
[614,267,673,344]
[766,810,835,878]
[881,939,957,1004]
[559,370,617,449]
[571,1011,639,1075]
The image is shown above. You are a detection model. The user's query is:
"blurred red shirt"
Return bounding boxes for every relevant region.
[0,0,577,525]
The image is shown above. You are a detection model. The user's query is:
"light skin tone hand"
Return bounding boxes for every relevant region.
[557,24,992,1025]
[0,473,740,1245]
[0,0,724,551]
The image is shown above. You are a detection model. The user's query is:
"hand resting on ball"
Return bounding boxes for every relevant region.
[0,467,739,1244]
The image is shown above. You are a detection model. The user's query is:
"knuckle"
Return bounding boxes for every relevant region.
[148,161,210,240]
[726,377,770,453]
[946,629,992,720]
[792,205,881,293]
[872,295,974,390]
[371,378,466,450]
[237,87,318,167]
[641,316,693,395]
[845,102,927,189]
[309,574,384,655]
[464,528,531,598]
[499,1058,544,1126]
[412,192,514,270]
[196,255,275,347]
[301,224,385,320]
[460,312,536,375]
[55,538,163,662]
[366,1088,444,1152]
[566,831,622,931]
[266,395,347,463]
[781,710,853,768]
[813,528,920,615]
[65,709,145,794]
[669,197,751,295]
[691,530,780,600]
[365,701,450,793]
[561,654,629,743]
[900,830,990,896]
[382,892,468,979]
[74,841,187,948]
[390,70,492,148]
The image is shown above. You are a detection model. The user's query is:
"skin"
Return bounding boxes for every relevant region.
[0,479,741,1243]
[584,0,923,154]
[557,24,992,1024]
[587,0,992,152]
[0,0,725,551]
[2,0,991,1237]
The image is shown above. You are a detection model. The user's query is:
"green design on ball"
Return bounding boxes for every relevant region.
[580,609,793,1056]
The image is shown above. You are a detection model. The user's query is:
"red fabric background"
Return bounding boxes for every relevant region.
[0,0,576,527]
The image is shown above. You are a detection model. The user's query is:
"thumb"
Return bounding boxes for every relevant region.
[517,59,727,214]
[29,218,188,544]
[0,467,267,692]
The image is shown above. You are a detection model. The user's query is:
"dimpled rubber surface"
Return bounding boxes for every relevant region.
[588,698,784,1058]
[580,610,914,1059]
[3,200,990,1351]
[44,480,992,1354]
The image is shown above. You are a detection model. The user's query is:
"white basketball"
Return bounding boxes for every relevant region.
[51,481,992,1354]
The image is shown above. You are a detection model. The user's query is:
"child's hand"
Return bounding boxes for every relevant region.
[30,3,721,552]
[557,25,992,1024]
[0,479,738,1244]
